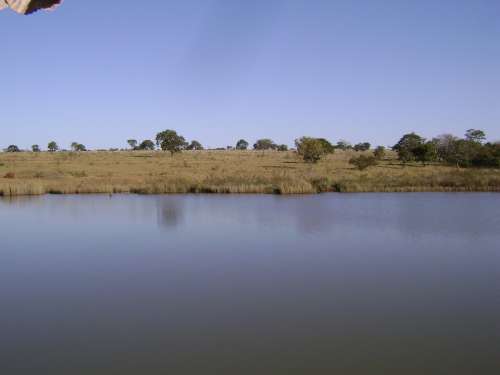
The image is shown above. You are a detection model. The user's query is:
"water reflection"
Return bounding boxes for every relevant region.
[156,197,185,228]
[1,193,499,238]
[0,193,499,374]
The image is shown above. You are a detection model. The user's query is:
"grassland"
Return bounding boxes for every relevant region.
[0,150,499,196]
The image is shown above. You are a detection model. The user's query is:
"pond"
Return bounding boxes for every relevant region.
[1,193,499,374]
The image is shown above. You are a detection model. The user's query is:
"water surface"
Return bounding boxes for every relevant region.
[1,193,499,374]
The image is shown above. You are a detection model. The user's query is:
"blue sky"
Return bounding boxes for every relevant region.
[1,0,499,150]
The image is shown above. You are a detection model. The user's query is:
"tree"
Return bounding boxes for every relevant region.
[236,139,249,150]
[137,140,155,150]
[349,155,378,170]
[445,139,480,167]
[75,144,87,152]
[186,140,204,150]
[316,138,335,154]
[70,142,86,152]
[434,136,497,169]
[277,144,288,151]
[253,139,277,150]
[295,137,330,163]
[443,139,500,168]
[336,140,352,150]
[6,145,20,152]
[354,142,371,152]
[373,146,385,160]
[127,139,138,149]
[48,141,58,152]
[471,142,500,168]
[392,133,425,163]
[32,145,41,152]
[412,142,437,166]
[156,130,187,155]
[465,129,486,144]
[433,134,458,161]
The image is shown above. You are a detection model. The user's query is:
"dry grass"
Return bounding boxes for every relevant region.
[0,150,499,196]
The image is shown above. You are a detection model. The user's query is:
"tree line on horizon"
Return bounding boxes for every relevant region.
[2,128,499,169]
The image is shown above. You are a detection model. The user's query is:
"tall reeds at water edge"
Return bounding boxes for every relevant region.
[0,151,498,196]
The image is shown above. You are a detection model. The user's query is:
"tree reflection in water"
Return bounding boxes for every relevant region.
[156,197,185,228]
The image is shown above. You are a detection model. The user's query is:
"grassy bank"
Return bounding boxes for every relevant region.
[0,150,499,196]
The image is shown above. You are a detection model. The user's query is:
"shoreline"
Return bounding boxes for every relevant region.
[2,188,500,199]
[1,182,498,197]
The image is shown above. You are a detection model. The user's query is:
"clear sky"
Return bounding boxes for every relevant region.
[1,0,499,150]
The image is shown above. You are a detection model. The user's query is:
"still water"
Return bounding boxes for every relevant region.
[0,193,499,374]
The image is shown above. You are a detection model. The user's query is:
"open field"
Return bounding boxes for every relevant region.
[0,150,499,196]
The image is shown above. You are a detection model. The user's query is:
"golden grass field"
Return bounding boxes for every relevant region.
[0,150,499,196]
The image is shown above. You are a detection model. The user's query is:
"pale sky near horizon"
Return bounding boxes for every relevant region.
[1,0,499,150]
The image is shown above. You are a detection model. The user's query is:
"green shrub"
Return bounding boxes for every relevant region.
[253,139,277,150]
[354,142,371,152]
[6,145,20,153]
[373,146,386,160]
[295,137,334,163]
[349,155,378,170]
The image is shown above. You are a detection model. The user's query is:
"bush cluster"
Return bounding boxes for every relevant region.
[393,129,499,168]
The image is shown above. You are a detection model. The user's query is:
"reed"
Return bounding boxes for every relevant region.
[0,150,498,196]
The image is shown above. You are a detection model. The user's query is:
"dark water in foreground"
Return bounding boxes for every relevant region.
[0,193,499,374]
